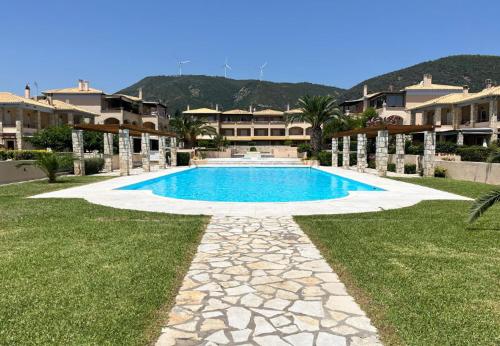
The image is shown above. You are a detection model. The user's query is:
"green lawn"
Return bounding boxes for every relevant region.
[295,178,500,346]
[0,177,208,345]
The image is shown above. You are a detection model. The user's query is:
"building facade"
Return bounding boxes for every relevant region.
[183,105,311,145]
[43,80,169,131]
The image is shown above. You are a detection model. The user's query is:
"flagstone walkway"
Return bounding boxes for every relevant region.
[156,216,381,346]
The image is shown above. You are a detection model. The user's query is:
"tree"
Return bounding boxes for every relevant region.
[17,152,60,183]
[287,95,342,156]
[212,133,228,151]
[469,189,500,223]
[169,113,217,149]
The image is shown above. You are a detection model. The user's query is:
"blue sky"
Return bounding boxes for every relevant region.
[1,0,499,95]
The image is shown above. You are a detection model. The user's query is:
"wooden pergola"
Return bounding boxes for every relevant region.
[71,124,177,176]
[330,124,436,177]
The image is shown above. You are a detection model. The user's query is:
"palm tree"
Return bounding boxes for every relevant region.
[469,188,500,223]
[469,150,500,222]
[17,152,60,183]
[287,95,342,156]
[169,113,217,149]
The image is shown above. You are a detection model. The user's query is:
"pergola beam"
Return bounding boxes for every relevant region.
[332,124,436,138]
[73,123,175,137]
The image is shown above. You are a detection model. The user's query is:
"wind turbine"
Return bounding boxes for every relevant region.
[223,58,232,78]
[259,62,267,81]
[178,59,190,76]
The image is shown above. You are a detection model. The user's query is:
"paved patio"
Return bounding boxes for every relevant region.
[157,216,381,346]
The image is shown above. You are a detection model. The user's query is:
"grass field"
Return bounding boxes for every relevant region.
[295,178,500,346]
[0,177,208,345]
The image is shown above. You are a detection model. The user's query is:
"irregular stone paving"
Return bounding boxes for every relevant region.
[156,216,382,346]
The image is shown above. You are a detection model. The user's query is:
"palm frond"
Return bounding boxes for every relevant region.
[468,188,500,223]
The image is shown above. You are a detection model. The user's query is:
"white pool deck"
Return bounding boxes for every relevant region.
[31,166,470,216]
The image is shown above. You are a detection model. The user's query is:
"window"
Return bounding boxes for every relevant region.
[254,129,268,136]
[237,128,250,136]
[221,129,234,136]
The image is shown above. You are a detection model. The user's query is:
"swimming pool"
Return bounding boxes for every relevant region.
[118,167,383,202]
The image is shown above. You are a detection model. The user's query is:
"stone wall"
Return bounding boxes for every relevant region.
[435,160,500,185]
[0,160,46,184]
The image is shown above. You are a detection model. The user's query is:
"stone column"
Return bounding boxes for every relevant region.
[331,137,338,167]
[356,133,367,172]
[141,132,151,172]
[158,136,167,169]
[67,112,74,126]
[490,99,498,143]
[456,107,462,127]
[470,104,477,128]
[119,129,130,176]
[395,134,405,174]
[128,137,134,172]
[0,108,3,145]
[342,136,350,168]
[434,107,442,126]
[451,106,458,129]
[16,108,23,150]
[103,132,114,172]
[170,137,177,167]
[71,129,85,176]
[37,111,42,130]
[423,131,436,177]
[375,130,389,177]
[457,131,464,146]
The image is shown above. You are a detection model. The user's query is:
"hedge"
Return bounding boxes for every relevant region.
[456,146,494,162]
[177,152,191,166]
[0,150,46,161]
[84,158,105,175]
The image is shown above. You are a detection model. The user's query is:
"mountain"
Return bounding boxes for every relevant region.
[340,55,500,101]
[117,55,500,112]
[117,75,344,112]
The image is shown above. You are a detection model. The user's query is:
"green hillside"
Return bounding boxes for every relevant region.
[117,55,500,112]
[341,55,500,101]
[118,75,344,112]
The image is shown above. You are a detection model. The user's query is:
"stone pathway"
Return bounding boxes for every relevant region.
[156,216,381,346]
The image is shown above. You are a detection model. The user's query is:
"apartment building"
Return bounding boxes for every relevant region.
[339,74,464,125]
[43,80,169,131]
[409,81,499,145]
[183,105,311,145]
[0,85,98,149]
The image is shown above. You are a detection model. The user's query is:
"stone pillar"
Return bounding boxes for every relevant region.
[457,131,464,146]
[16,108,23,150]
[67,112,74,126]
[375,130,389,177]
[141,132,151,172]
[423,131,436,177]
[170,137,177,167]
[37,111,42,130]
[395,134,405,174]
[470,104,477,128]
[71,129,85,176]
[490,99,498,143]
[331,137,338,167]
[158,136,167,169]
[128,137,134,172]
[456,107,462,127]
[434,108,442,126]
[103,132,114,172]
[356,133,367,172]
[0,108,3,145]
[119,129,131,176]
[342,136,350,168]
[451,106,458,129]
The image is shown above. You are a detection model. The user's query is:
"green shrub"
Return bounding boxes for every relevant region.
[404,164,417,174]
[436,141,458,154]
[337,153,357,166]
[57,153,74,173]
[84,158,105,175]
[406,142,424,155]
[297,143,312,157]
[387,163,396,172]
[368,159,376,169]
[457,146,492,162]
[318,151,332,166]
[249,146,257,152]
[177,152,191,166]
[0,150,45,161]
[434,167,447,178]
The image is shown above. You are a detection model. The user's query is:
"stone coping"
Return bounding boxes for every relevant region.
[31,166,470,216]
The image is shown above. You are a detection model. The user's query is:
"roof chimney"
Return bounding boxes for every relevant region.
[78,79,84,91]
[187,105,190,111]
[363,85,368,97]
[463,85,469,94]
[24,84,31,99]
[83,80,89,91]
[286,103,290,111]
[249,105,252,113]
[485,79,493,89]
[215,104,219,111]
[138,87,143,100]
[388,84,394,92]
[423,74,432,87]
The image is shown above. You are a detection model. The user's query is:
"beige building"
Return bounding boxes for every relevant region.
[43,80,169,131]
[340,74,464,125]
[0,85,98,149]
[183,105,311,145]
[409,82,499,145]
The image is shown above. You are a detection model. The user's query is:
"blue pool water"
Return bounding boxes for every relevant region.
[119,167,383,202]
